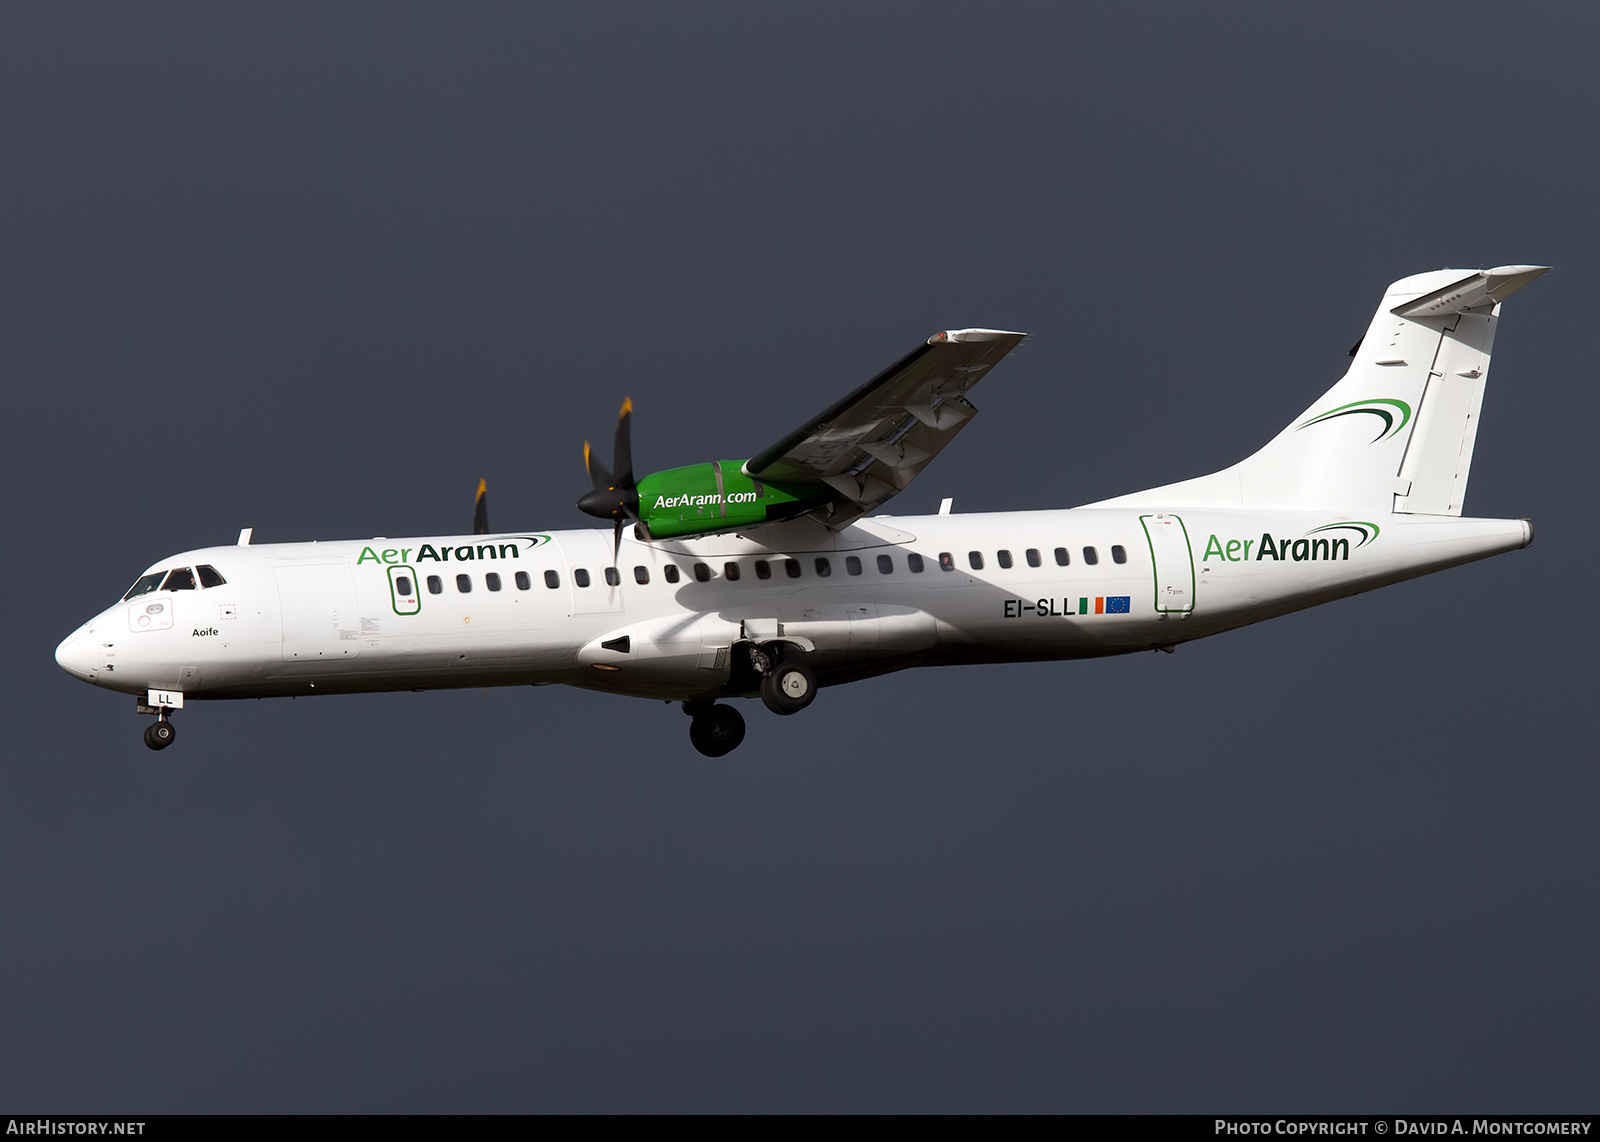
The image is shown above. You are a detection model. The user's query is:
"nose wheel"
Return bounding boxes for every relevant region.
[143,719,176,751]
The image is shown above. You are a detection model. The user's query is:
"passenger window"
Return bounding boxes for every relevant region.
[815,557,832,577]
[754,560,772,580]
[634,566,650,585]
[197,565,226,588]
[939,552,955,572]
[396,576,414,596]
[124,572,165,600]
[694,563,712,582]
[544,570,560,589]
[1112,545,1127,564]
[664,565,681,584]
[574,568,591,588]
[877,554,893,574]
[1083,547,1099,565]
[604,567,621,587]
[785,559,802,579]
[162,568,196,591]
[724,562,741,581]
[997,550,1013,569]
[907,553,924,573]
[428,575,444,594]
[968,551,984,570]
[1025,549,1041,568]
[515,571,531,590]
[456,574,472,593]
[1055,547,1070,566]
[486,572,502,592]
[845,556,862,576]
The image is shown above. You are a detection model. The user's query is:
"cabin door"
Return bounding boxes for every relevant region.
[1139,514,1195,615]
[275,560,362,661]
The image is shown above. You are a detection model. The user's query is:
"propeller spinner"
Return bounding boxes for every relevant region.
[577,397,645,558]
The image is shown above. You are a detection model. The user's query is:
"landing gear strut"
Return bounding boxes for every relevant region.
[684,701,746,757]
[143,717,176,751]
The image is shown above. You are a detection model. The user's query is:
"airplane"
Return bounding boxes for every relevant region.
[55,265,1547,757]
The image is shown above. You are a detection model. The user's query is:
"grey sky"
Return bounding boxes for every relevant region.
[4,3,1596,1110]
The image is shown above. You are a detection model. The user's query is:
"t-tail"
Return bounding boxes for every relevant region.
[1090,265,1549,516]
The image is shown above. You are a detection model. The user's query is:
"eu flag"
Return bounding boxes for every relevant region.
[1105,596,1130,614]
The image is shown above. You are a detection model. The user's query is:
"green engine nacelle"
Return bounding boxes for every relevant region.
[634,461,833,539]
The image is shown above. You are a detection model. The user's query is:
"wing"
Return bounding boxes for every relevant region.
[743,328,1025,526]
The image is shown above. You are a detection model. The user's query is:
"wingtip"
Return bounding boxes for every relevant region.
[930,328,1027,344]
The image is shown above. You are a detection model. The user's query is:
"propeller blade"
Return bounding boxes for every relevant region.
[473,478,489,535]
[612,519,624,564]
[584,440,612,491]
[613,397,634,488]
[577,399,641,524]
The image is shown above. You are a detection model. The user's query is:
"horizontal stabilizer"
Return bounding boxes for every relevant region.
[1392,265,1549,318]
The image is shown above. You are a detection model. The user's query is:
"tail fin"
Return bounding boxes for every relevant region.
[1090,266,1548,515]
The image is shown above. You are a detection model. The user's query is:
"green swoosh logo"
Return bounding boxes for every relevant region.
[1303,521,1380,549]
[473,534,551,550]
[1297,398,1412,443]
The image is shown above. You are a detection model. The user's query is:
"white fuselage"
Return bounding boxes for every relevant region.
[54,507,1531,706]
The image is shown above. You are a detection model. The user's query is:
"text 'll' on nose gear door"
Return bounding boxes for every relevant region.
[1140,513,1195,616]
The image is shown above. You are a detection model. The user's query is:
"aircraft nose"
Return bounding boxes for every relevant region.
[55,628,98,682]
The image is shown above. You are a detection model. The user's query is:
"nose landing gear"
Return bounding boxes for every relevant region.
[143,718,176,751]
[138,692,181,751]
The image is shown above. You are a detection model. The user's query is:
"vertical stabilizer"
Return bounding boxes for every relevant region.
[1087,266,1547,515]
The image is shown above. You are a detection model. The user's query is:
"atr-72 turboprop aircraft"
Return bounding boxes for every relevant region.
[56,266,1545,756]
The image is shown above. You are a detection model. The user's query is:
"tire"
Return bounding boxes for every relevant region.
[689,704,746,757]
[144,721,175,751]
[761,658,816,716]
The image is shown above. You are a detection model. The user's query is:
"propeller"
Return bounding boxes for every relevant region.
[473,478,489,535]
[577,397,645,561]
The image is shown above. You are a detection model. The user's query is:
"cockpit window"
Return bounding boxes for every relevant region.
[197,564,226,588]
[161,568,197,591]
[124,573,165,600]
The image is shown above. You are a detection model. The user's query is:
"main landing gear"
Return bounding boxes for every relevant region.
[760,657,816,716]
[682,642,820,757]
[684,701,746,758]
[143,717,176,751]
[745,641,817,718]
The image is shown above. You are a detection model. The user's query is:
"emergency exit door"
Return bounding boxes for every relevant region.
[1140,514,1195,615]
